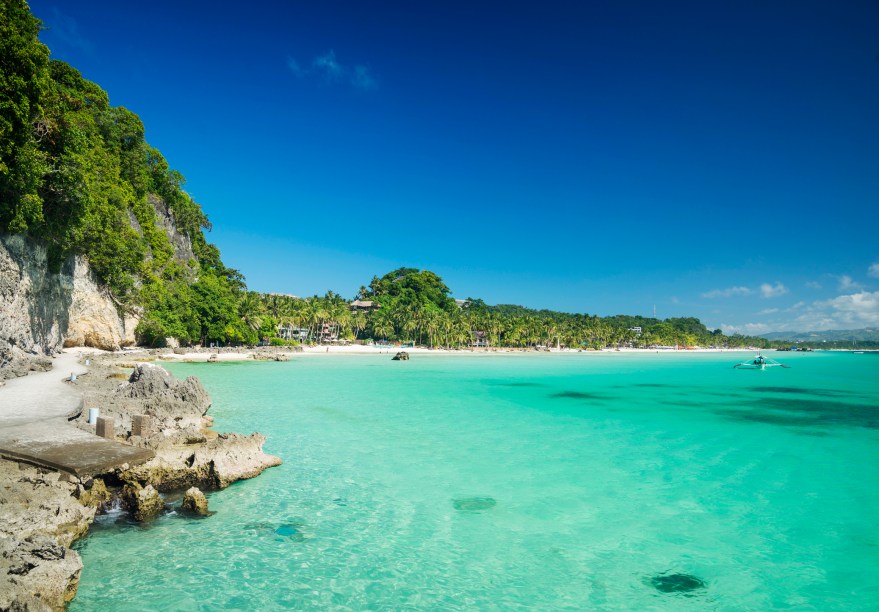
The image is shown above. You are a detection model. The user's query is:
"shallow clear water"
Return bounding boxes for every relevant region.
[72,351,879,610]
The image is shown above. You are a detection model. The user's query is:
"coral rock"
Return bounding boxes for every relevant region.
[181,487,209,516]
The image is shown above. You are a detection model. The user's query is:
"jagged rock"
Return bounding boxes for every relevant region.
[148,193,196,264]
[181,487,209,516]
[75,478,111,510]
[392,351,410,361]
[0,535,83,610]
[275,353,289,362]
[119,432,282,491]
[0,462,95,610]
[116,363,211,430]
[121,483,165,522]
[0,346,53,382]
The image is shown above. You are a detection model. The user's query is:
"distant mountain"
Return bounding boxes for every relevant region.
[760,328,879,342]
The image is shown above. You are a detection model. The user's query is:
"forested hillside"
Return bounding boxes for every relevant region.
[1,0,252,346]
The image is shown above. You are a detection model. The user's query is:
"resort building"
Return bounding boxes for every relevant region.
[470,330,489,348]
[350,300,379,311]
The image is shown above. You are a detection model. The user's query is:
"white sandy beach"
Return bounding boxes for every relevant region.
[152,344,759,362]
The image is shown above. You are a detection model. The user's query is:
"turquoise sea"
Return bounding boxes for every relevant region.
[72,351,879,610]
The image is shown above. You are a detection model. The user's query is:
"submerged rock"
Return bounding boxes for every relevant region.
[650,572,706,594]
[452,497,497,512]
[274,521,306,542]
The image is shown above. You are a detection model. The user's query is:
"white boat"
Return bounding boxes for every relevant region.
[733,354,789,370]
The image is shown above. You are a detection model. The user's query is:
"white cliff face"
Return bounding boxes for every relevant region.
[64,256,138,350]
[0,234,139,361]
[0,234,70,355]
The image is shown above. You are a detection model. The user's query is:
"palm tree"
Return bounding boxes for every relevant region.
[238,291,265,338]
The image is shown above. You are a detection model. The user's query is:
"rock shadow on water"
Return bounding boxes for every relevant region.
[484,380,545,388]
[453,497,497,513]
[716,397,879,430]
[752,386,859,399]
[648,572,706,595]
[551,391,610,401]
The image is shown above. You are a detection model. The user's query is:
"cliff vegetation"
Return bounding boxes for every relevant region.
[1,1,253,347]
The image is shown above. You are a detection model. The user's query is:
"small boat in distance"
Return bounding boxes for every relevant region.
[734,354,790,370]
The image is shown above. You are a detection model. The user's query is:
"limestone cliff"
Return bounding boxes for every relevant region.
[0,189,202,377]
[0,234,137,380]
[63,256,138,351]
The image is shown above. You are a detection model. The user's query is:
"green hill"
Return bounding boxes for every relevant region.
[1,0,252,347]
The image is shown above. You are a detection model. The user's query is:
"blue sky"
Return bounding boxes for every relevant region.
[30,0,879,333]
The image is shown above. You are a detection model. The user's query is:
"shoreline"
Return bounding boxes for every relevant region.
[151,344,764,362]
[0,348,281,609]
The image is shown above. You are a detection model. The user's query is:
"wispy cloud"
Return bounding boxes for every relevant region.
[760,282,788,298]
[805,280,822,290]
[868,262,879,278]
[720,322,772,335]
[837,275,862,291]
[287,50,379,91]
[702,286,752,299]
[351,65,378,91]
[789,291,879,331]
[758,308,779,315]
[45,7,93,53]
[313,51,344,80]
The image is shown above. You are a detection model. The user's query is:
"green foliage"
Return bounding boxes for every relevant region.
[1,4,255,347]
[0,0,51,231]
[269,337,300,347]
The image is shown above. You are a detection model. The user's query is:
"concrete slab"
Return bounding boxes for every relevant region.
[0,421,154,477]
[0,350,155,477]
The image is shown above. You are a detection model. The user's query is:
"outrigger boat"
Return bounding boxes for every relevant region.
[734,354,789,370]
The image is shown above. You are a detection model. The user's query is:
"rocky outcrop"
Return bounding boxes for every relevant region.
[1,353,282,609]
[120,363,211,429]
[181,487,209,516]
[148,194,196,265]
[121,431,282,491]
[0,462,96,611]
[75,357,281,492]
[121,483,165,522]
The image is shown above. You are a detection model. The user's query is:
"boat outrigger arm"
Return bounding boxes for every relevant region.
[734,354,790,370]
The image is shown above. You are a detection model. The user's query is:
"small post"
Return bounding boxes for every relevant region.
[131,414,152,437]
[96,416,115,439]
[88,408,100,425]
[70,372,76,382]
